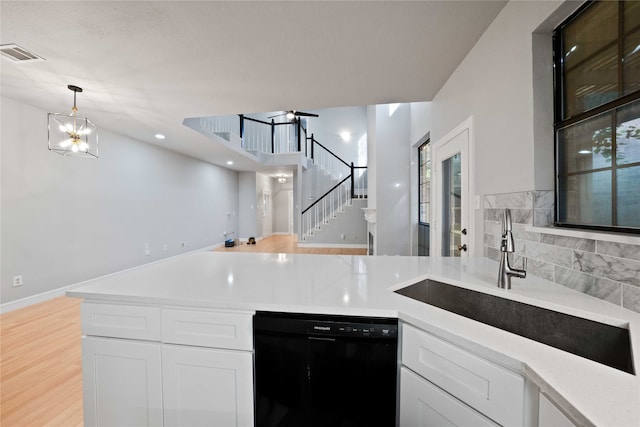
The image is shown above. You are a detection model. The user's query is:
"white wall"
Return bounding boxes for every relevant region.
[273,180,293,234]
[306,106,368,166]
[372,103,412,256]
[238,172,257,239]
[302,199,367,245]
[410,102,432,146]
[1,97,239,305]
[430,0,564,255]
[409,102,432,255]
[256,173,274,237]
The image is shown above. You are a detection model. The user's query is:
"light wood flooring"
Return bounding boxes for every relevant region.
[1,296,83,427]
[214,234,367,255]
[0,235,364,425]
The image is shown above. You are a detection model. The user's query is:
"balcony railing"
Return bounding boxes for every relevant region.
[201,113,368,240]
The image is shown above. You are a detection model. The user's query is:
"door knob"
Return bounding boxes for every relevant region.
[457,244,468,252]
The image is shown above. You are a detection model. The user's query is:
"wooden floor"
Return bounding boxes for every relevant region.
[214,234,367,255]
[0,235,363,426]
[1,296,83,427]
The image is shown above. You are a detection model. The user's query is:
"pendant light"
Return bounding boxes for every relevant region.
[48,85,98,158]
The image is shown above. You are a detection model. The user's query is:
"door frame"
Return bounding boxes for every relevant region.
[431,116,475,257]
[288,190,294,234]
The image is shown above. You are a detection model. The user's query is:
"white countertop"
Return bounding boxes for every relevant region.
[68,251,640,426]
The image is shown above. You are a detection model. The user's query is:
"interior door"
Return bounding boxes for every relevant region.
[433,119,472,257]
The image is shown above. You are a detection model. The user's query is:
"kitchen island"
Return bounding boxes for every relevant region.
[68,251,640,426]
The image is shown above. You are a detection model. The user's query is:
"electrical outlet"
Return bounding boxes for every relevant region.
[181,241,187,248]
[13,275,23,287]
[163,244,168,252]
[145,243,150,256]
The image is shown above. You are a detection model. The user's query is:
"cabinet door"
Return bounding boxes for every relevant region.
[82,337,163,427]
[402,324,524,426]
[399,367,498,427]
[539,393,576,427]
[162,345,254,427]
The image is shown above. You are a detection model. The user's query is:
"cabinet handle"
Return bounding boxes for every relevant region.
[457,244,468,252]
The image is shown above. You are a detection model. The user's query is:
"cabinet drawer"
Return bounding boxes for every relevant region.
[162,308,253,350]
[402,324,524,426]
[81,302,161,341]
[400,367,497,427]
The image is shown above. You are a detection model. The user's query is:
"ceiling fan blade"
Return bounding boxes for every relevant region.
[267,113,287,119]
[293,111,319,118]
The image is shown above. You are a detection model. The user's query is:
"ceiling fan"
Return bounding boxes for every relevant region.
[268,110,319,120]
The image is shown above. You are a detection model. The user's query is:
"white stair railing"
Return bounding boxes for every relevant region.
[199,115,240,136]
[301,178,353,241]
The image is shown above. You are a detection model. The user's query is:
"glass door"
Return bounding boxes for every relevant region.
[441,153,463,256]
[433,121,471,257]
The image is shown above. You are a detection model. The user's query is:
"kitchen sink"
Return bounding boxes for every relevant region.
[395,279,635,375]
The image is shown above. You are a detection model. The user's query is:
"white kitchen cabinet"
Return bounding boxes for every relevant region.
[162,345,254,427]
[162,307,253,350]
[539,393,576,427]
[81,302,161,341]
[81,302,254,427]
[401,323,526,426]
[400,367,497,427]
[82,336,163,427]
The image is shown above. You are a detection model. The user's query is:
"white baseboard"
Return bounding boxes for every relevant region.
[296,243,367,249]
[0,282,82,314]
[0,244,219,315]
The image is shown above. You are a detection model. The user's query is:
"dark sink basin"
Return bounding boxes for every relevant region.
[395,279,634,375]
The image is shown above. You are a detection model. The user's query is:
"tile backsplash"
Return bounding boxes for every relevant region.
[484,191,640,313]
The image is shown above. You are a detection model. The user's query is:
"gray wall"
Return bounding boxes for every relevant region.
[1,97,239,305]
[409,102,432,255]
[429,1,640,313]
[430,0,562,256]
[306,106,368,166]
[238,172,257,239]
[256,173,274,237]
[302,199,367,245]
[273,180,293,234]
[371,103,412,256]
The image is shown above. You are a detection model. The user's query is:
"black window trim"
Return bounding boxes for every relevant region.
[553,0,640,234]
[418,139,430,227]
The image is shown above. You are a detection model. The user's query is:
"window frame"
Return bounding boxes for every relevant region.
[553,0,640,234]
[418,140,431,226]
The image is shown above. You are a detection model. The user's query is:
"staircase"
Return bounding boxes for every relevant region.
[301,198,367,245]
[184,113,367,244]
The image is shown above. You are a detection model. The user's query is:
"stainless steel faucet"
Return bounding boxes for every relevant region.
[498,209,526,289]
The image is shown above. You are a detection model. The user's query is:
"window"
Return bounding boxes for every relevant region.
[418,141,431,256]
[554,0,640,232]
[419,141,431,224]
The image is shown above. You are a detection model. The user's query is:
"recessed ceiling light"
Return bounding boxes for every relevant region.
[155,134,165,140]
[226,160,234,165]
[340,131,352,142]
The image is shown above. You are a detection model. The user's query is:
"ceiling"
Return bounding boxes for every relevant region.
[1,0,507,171]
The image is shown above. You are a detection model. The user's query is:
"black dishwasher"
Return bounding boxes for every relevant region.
[254,311,398,427]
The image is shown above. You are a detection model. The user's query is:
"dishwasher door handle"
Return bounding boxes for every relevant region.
[308,336,336,342]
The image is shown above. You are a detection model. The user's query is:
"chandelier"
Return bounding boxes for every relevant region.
[48,85,98,158]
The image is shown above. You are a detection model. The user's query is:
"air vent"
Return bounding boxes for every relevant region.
[0,44,44,63]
